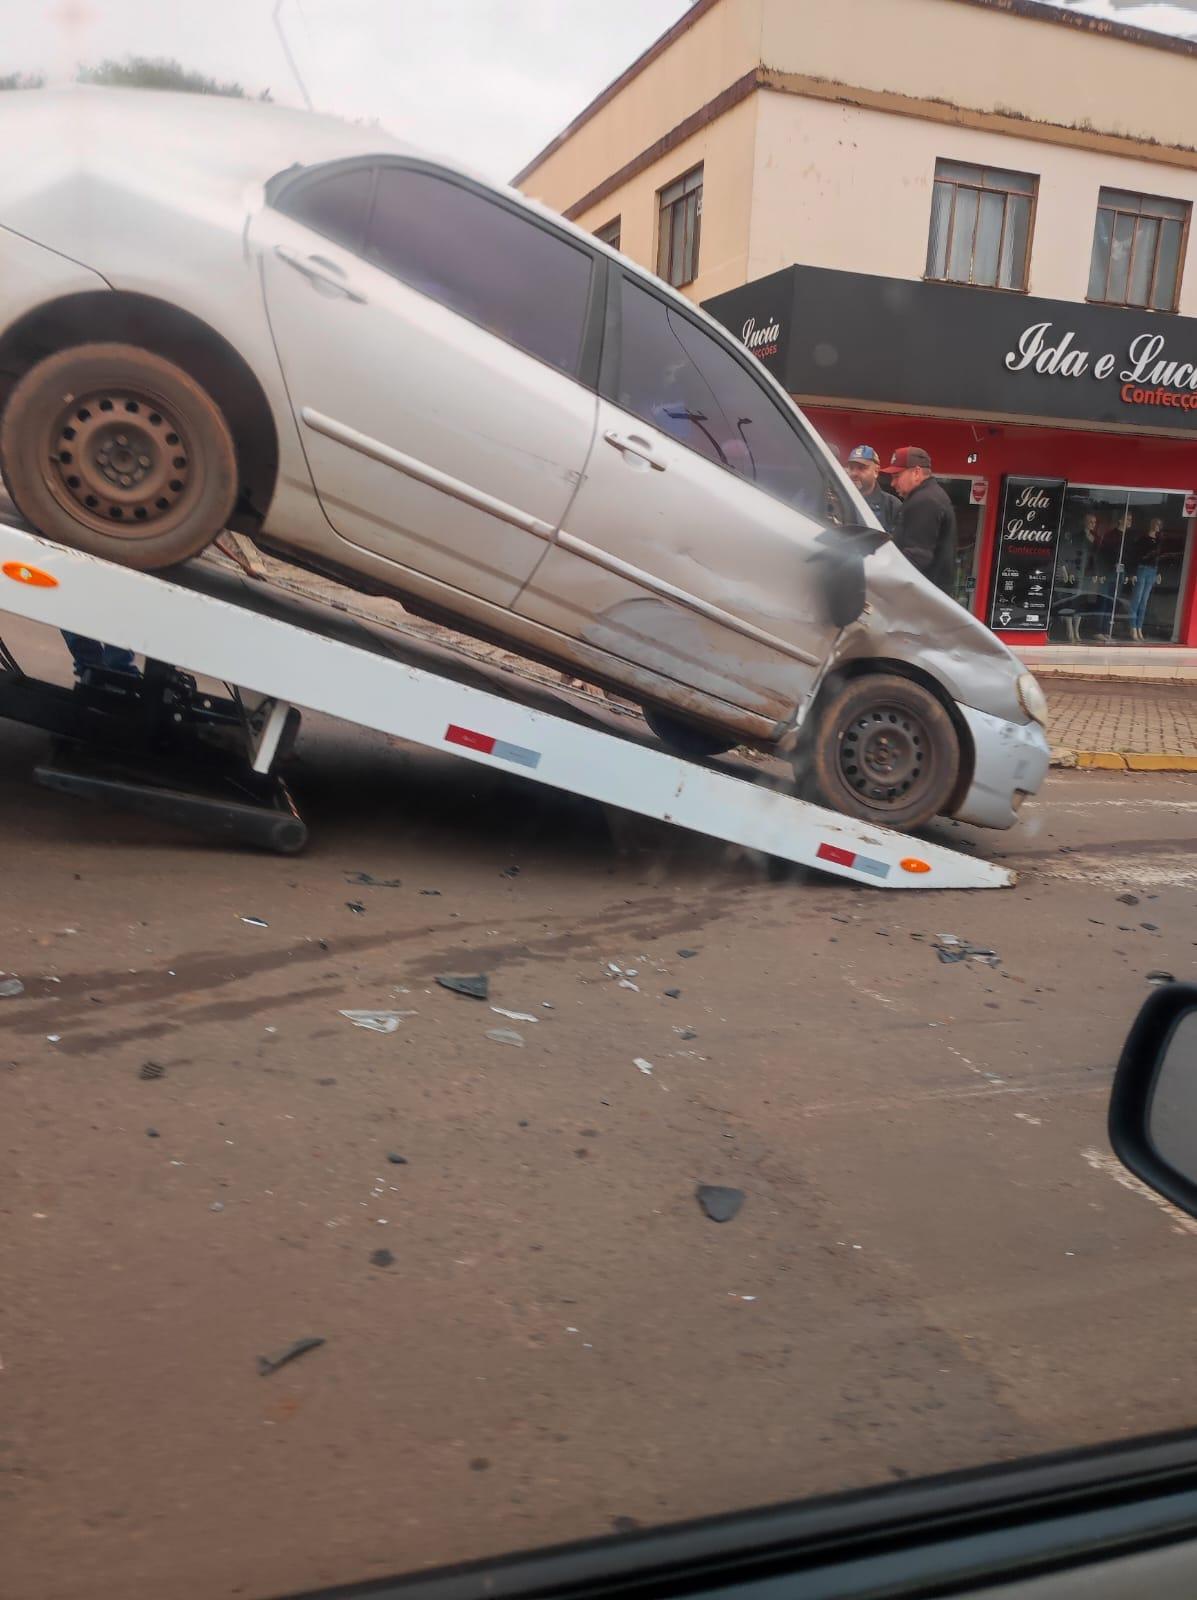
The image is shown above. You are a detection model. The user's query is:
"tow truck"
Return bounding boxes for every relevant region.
[0,520,1013,890]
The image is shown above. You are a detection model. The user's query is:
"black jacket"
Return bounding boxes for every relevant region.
[863,484,901,535]
[894,477,957,595]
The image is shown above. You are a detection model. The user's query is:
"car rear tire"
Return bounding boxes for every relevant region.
[1,342,238,571]
[804,673,959,831]
[642,705,736,759]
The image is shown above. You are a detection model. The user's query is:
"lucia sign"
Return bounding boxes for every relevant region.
[1006,323,1197,413]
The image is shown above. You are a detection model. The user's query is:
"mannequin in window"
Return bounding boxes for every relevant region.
[1127,516,1163,642]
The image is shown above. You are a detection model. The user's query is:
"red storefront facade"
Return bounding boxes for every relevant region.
[705,266,1197,654]
[806,408,1197,649]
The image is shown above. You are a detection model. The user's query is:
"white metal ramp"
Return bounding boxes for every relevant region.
[0,523,1012,889]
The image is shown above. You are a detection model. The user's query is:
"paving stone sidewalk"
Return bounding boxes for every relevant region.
[1046,679,1197,769]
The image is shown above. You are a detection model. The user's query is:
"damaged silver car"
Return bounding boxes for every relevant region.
[0,89,1049,830]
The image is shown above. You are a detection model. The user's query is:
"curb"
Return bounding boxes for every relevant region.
[1049,748,1197,772]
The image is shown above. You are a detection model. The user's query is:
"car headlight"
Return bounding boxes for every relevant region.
[1017,672,1049,727]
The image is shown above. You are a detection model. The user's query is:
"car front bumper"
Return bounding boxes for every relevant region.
[953,703,1051,830]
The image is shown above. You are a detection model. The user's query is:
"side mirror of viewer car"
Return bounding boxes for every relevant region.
[811,525,887,629]
[1109,982,1197,1217]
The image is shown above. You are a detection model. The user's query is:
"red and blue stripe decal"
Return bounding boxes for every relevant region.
[817,841,891,879]
[445,724,541,770]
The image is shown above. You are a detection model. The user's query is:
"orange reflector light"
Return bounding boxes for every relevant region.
[900,858,932,874]
[3,561,58,588]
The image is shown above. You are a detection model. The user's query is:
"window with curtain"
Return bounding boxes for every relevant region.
[595,216,621,251]
[925,159,1036,290]
[1087,188,1189,312]
[656,165,703,288]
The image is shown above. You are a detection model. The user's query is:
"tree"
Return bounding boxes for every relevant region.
[76,56,269,99]
[0,72,45,90]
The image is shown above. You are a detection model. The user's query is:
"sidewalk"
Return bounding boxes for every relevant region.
[1045,679,1197,771]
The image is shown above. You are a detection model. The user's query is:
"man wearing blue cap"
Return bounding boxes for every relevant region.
[845,444,900,534]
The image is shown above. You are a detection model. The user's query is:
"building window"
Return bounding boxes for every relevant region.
[656,165,702,288]
[595,216,621,251]
[925,159,1036,290]
[1087,188,1189,311]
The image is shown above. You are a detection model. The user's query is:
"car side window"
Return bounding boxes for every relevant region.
[616,280,835,519]
[364,166,594,378]
[273,164,375,255]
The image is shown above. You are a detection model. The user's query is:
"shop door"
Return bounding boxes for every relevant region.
[1051,485,1194,643]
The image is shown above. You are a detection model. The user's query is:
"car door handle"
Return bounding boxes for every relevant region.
[603,429,666,471]
[274,245,367,303]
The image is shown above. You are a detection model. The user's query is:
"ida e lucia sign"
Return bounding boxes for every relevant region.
[988,477,1066,633]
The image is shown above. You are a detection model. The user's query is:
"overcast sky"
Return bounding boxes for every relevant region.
[11,0,691,180]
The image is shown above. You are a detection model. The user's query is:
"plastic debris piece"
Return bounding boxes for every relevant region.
[345,901,366,915]
[674,1027,697,1040]
[486,1028,524,1047]
[241,916,269,928]
[1141,922,1160,932]
[139,1060,165,1080]
[437,973,488,1000]
[500,866,521,878]
[210,1201,224,1213]
[419,888,441,896]
[1117,893,1140,906]
[346,871,402,888]
[0,977,24,998]
[695,1184,745,1223]
[1147,971,1176,986]
[339,1009,417,1034]
[677,949,699,959]
[617,978,640,991]
[934,936,999,967]
[491,1006,538,1023]
[370,1248,395,1267]
[257,1336,326,1377]
[386,1152,408,1165]
[146,1127,159,1139]
[663,988,681,999]
[633,1058,654,1076]
[47,1034,61,1043]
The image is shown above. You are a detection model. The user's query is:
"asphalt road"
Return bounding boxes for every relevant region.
[2,618,1196,1600]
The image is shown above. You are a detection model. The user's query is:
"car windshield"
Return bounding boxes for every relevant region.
[2,5,1196,1600]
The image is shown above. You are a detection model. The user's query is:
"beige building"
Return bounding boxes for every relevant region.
[515,0,1197,653]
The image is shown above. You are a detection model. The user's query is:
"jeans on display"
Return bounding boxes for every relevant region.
[1129,567,1157,632]
[61,632,139,677]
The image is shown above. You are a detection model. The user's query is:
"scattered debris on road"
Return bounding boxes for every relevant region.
[146,1128,159,1138]
[386,1153,408,1165]
[486,1028,525,1047]
[674,1027,697,1041]
[695,1184,745,1223]
[240,916,269,928]
[633,1058,654,1076]
[934,934,1000,967]
[677,949,699,959]
[500,866,521,878]
[345,901,366,915]
[663,987,681,999]
[370,1248,395,1267]
[1117,893,1140,906]
[209,1201,224,1213]
[257,1336,326,1377]
[346,871,402,888]
[1147,971,1176,986]
[492,1006,538,1023]
[338,1009,418,1034]
[139,1061,165,1081]
[0,976,24,998]
[437,973,489,1000]
[419,888,442,896]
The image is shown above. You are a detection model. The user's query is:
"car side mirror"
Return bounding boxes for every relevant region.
[1109,983,1197,1217]
[810,524,886,629]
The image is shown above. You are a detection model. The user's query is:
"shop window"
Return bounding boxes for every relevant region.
[656,165,702,288]
[613,279,835,520]
[925,160,1036,291]
[1050,486,1194,644]
[595,216,621,251]
[364,165,594,378]
[1087,189,1189,312]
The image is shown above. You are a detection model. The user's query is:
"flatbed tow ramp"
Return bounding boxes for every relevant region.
[0,523,1012,890]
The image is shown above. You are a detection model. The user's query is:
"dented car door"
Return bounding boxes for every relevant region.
[516,276,839,724]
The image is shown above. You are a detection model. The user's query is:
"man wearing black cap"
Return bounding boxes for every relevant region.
[885,446,958,597]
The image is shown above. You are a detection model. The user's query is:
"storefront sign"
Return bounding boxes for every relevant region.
[703,267,1197,433]
[988,477,1066,632]
[1185,492,1197,518]
[970,479,988,505]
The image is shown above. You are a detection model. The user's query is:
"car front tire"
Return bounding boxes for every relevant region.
[1,342,237,571]
[803,673,959,831]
